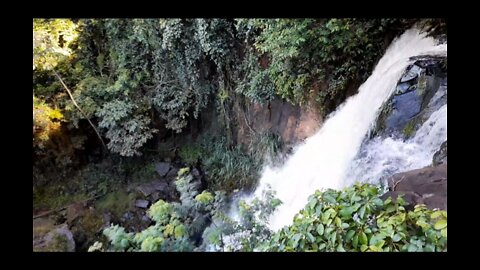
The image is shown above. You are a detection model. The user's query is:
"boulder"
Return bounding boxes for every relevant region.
[151,180,169,191]
[166,167,179,178]
[400,64,422,82]
[382,164,447,210]
[385,90,422,132]
[155,162,171,177]
[34,223,76,252]
[136,183,156,197]
[66,202,87,224]
[395,82,414,95]
[134,199,149,209]
[121,212,134,222]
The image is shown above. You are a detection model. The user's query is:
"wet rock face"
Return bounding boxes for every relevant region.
[382,163,447,210]
[237,98,322,147]
[432,141,447,166]
[375,57,447,139]
[386,90,423,131]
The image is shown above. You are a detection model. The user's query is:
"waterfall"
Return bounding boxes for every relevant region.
[249,28,447,231]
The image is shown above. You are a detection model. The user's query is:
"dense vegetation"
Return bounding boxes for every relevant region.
[33,18,437,190]
[33,18,446,252]
[33,19,424,156]
[91,172,447,252]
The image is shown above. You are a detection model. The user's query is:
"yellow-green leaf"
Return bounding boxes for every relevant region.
[434,219,447,230]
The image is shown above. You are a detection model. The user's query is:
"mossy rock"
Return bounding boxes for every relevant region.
[95,190,137,218]
[403,121,416,138]
[70,209,106,252]
[33,224,75,252]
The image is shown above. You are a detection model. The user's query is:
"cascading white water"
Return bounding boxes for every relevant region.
[249,28,447,231]
[345,104,447,187]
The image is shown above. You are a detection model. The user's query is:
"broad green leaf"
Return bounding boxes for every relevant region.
[369,245,382,252]
[430,211,442,219]
[330,231,337,245]
[359,205,366,219]
[335,217,342,227]
[339,207,353,218]
[392,234,402,242]
[306,232,315,243]
[346,230,355,241]
[375,240,385,248]
[324,194,337,204]
[434,219,447,230]
[360,245,368,252]
[316,224,324,236]
[369,236,378,246]
[359,231,368,245]
[292,233,302,248]
[308,197,318,209]
[441,228,447,238]
[372,198,383,207]
[352,235,359,249]
[407,244,417,252]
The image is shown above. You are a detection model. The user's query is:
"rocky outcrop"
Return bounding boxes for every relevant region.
[382,163,447,210]
[375,57,447,138]
[236,98,322,147]
[433,141,447,166]
[33,221,76,252]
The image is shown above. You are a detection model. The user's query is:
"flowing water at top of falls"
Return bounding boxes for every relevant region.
[248,28,447,231]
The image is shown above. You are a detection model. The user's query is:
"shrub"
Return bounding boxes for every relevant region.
[262,183,447,252]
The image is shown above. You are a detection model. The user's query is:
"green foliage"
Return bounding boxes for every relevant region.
[95,178,447,252]
[403,121,416,138]
[247,131,284,164]
[195,191,214,204]
[176,132,283,193]
[234,46,276,104]
[95,190,137,218]
[33,184,89,210]
[202,186,281,252]
[96,168,225,252]
[33,18,428,164]
[199,135,260,192]
[262,183,447,252]
[103,224,134,251]
[33,18,79,71]
[33,95,64,149]
[250,19,416,111]
[178,144,203,166]
[34,18,422,161]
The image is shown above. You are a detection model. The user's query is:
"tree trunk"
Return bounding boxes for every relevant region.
[52,70,107,150]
